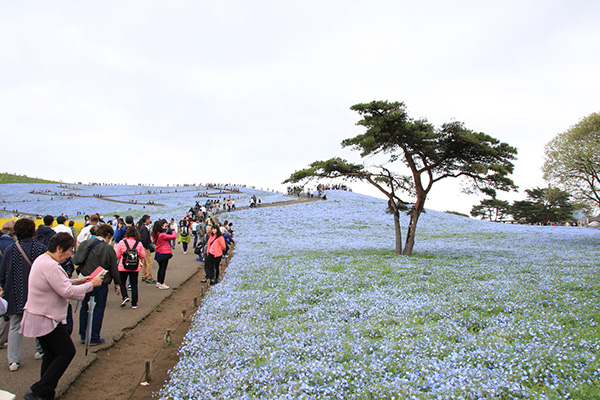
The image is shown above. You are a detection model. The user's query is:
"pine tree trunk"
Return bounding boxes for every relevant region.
[393,208,402,255]
[403,194,426,256]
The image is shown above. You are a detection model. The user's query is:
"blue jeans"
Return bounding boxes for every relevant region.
[79,284,108,343]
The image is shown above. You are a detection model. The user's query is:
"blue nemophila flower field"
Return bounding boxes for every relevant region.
[0,183,287,221]
[160,191,599,400]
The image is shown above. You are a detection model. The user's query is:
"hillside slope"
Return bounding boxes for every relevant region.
[160,190,600,399]
[0,172,61,184]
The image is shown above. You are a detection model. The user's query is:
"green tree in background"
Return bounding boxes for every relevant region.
[470,198,511,222]
[543,112,600,210]
[510,187,574,224]
[285,101,518,256]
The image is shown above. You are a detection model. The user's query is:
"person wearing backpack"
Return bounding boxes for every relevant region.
[178,216,191,254]
[35,215,56,249]
[73,224,120,346]
[114,227,146,309]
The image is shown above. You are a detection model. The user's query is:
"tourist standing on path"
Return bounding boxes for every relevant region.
[113,218,124,244]
[35,215,56,248]
[20,233,103,400]
[76,214,100,247]
[73,224,120,346]
[114,215,135,244]
[53,216,72,236]
[137,215,156,284]
[168,218,177,249]
[68,221,76,237]
[0,218,46,372]
[204,225,226,285]
[114,227,145,309]
[53,215,75,334]
[191,219,199,248]
[111,215,120,230]
[178,216,191,254]
[196,223,210,264]
[0,220,16,261]
[0,220,16,348]
[152,219,176,290]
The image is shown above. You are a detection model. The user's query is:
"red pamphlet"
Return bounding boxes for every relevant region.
[88,267,107,281]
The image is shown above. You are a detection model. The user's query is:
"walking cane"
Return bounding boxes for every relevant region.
[84,294,96,356]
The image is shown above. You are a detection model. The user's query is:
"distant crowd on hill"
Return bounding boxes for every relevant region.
[286,183,351,198]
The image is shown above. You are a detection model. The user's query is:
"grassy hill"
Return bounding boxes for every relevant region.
[0,173,62,184]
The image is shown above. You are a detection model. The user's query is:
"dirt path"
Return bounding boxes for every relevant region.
[60,260,217,400]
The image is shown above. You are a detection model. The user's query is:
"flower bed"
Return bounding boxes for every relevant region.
[160,191,600,399]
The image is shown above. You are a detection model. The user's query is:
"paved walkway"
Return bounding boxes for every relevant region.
[0,248,203,399]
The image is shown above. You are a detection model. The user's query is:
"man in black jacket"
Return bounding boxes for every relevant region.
[35,215,56,248]
[137,215,156,284]
[73,224,120,346]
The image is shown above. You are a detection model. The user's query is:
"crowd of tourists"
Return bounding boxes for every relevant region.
[287,184,350,198]
[189,198,238,215]
[0,208,235,400]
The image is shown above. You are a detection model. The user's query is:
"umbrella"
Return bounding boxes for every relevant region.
[84,294,96,356]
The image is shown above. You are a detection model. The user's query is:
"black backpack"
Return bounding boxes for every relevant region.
[123,240,140,270]
[35,228,54,247]
[180,222,189,237]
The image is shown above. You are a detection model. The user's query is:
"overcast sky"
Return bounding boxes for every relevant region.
[1,0,599,214]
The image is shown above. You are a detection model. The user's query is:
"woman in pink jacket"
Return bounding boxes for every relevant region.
[114,227,146,308]
[20,233,103,400]
[205,225,227,285]
[151,219,177,289]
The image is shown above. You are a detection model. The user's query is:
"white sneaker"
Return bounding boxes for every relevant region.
[156,283,170,289]
[9,362,19,371]
[34,352,44,360]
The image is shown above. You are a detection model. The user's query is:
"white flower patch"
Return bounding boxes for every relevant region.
[160,191,600,399]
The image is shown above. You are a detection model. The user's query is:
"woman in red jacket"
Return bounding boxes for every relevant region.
[151,219,177,289]
[205,225,226,285]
